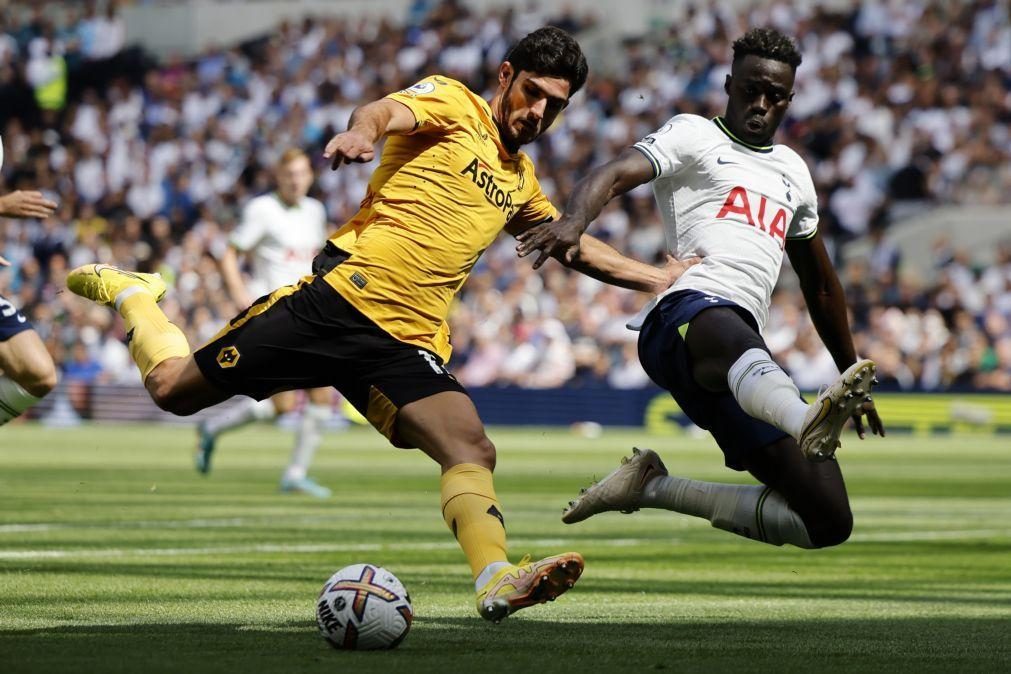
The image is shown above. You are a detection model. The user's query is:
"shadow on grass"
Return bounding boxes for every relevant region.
[2,616,1008,674]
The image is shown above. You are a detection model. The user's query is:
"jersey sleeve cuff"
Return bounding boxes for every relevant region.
[383,93,423,132]
[786,228,818,240]
[631,144,662,180]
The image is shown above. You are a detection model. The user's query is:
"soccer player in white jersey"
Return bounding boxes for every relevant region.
[0,135,59,426]
[518,28,886,549]
[195,148,336,498]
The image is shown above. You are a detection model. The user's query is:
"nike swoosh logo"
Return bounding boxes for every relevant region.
[716,157,738,165]
[803,399,833,437]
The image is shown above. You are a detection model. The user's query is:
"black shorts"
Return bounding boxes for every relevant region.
[638,289,789,471]
[193,257,466,448]
[0,294,33,341]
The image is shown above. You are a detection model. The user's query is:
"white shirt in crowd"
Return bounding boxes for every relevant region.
[230,193,327,297]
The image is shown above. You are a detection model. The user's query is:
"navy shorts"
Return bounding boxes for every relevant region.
[0,294,33,341]
[637,289,788,471]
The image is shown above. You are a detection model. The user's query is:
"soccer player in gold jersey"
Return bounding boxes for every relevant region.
[66,27,697,622]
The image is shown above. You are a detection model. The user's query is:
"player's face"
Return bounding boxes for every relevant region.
[276,156,313,203]
[723,54,795,146]
[496,63,571,151]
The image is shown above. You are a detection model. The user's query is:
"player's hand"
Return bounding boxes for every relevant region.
[0,254,10,267]
[0,190,58,219]
[656,254,702,293]
[323,130,376,170]
[852,397,886,440]
[516,216,586,270]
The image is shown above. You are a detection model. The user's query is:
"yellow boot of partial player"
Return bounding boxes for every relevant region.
[67,264,167,307]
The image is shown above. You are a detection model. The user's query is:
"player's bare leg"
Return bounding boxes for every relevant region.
[67,264,230,416]
[0,329,58,424]
[396,390,583,622]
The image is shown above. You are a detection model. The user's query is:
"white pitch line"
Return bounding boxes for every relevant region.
[0,538,653,561]
[0,517,321,534]
[1,528,1009,561]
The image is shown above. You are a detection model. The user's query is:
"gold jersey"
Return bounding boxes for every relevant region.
[324,75,557,362]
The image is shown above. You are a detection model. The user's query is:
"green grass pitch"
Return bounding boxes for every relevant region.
[1,423,1009,673]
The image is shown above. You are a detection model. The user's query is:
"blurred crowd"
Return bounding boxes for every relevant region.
[0,0,1009,396]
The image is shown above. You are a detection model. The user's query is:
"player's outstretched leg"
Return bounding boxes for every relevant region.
[67,264,229,415]
[563,447,816,547]
[396,391,583,623]
[562,447,667,524]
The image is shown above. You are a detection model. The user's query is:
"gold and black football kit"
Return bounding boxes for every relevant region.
[193,76,557,445]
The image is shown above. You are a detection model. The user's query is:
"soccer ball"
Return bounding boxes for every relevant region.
[316,563,413,650]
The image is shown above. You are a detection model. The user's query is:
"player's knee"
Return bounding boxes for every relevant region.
[473,435,497,471]
[445,431,496,471]
[146,375,196,416]
[806,506,853,548]
[21,364,58,398]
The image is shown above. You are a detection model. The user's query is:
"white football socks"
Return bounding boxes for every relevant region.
[728,348,808,438]
[641,475,814,548]
[203,397,276,437]
[283,403,331,482]
[0,376,42,425]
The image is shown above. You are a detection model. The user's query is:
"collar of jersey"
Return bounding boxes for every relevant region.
[712,117,774,153]
[473,92,522,161]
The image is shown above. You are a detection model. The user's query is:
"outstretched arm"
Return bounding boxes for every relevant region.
[787,232,885,438]
[323,99,417,170]
[515,147,656,269]
[566,234,698,294]
[507,210,698,295]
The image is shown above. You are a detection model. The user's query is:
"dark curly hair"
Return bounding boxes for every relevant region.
[732,28,802,70]
[504,27,589,95]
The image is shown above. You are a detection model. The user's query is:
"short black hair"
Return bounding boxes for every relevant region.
[504,26,589,95]
[732,28,802,70]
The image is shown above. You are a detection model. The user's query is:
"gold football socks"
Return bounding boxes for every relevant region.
[119,291,190,382]
[440,463,509,578]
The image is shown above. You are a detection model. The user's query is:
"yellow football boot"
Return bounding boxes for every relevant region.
[476,552,584,623]
[66,264,167,307]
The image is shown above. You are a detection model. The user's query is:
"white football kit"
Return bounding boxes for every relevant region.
[230,193,327,297]
[627,114,819,332]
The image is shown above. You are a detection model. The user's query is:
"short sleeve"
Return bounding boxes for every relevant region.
[787,167,819,240]
[631,114,705,181]
[230,198,269,251]
[386,76,471,135]
[508,171,559,232]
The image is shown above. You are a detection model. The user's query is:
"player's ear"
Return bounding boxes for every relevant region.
[724,74,732,95]
[499,61,514,87]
